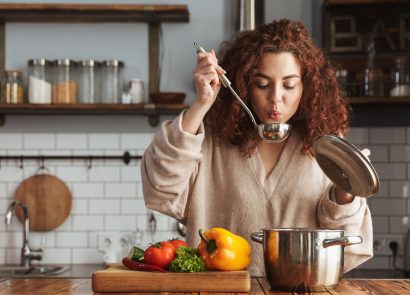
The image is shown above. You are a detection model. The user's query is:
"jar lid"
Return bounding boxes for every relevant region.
[3,70,23,77]
[102,60,124,67]
[79,60,100,67]
[52,59,76,66]
[28,58,51,66]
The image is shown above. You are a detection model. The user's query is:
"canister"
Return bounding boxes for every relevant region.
[78,60,100,103]
[1,70,24,104]
[100,60,124,103]
[28,58,52,104]
[52,58,77,104]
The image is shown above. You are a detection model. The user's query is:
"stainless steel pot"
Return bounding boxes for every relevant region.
[251,228,362,292]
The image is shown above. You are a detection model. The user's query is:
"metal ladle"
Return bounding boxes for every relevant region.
[194,42,292,142]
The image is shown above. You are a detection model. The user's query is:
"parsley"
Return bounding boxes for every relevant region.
[168,247,205,272]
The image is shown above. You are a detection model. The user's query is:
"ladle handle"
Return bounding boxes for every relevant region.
[194,42,231,88]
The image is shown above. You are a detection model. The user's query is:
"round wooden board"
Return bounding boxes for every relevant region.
[14,174,72,231]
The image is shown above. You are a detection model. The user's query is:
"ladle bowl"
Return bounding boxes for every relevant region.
[194,42,292,142]
[258,123,292,142]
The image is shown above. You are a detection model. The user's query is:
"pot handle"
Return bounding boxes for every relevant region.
[322,236,362,248]
[250,232,263,244]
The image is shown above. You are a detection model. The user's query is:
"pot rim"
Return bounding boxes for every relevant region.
[260,228,344,233]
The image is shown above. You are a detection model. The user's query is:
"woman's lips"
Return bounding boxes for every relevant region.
[268,110,281,121]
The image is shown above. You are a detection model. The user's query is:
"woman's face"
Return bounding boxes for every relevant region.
[250,52,303,124]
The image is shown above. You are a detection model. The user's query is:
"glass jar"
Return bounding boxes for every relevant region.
[28,58,52,104]
[101,60,124,103]
[362,67,384,96]
[78,60,100,103]
[1,70,24,104]
[390,57,410,96]
[52,58,77,104]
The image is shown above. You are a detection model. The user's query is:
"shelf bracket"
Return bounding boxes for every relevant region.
[148,22,160,96]
[0,115,5,127]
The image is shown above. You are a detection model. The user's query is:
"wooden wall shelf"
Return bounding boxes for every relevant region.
[0,103,188,127]
[0,3,190,97]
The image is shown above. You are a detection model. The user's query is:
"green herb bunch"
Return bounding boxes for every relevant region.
[168,247,205,272]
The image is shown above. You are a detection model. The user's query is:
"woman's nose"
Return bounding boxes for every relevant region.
[271,96,283,104]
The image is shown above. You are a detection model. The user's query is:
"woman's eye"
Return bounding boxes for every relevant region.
[284,84,296,90]
[255,83,269,89]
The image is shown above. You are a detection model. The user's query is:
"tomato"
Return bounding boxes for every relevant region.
[143,241,176,269]
[169,238,189,249]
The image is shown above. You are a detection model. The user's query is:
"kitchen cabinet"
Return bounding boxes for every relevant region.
[323,0,410,127]
[1,277,409,294]
[0,3,190,126]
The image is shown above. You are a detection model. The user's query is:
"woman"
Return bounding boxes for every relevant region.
[141,19,372,276]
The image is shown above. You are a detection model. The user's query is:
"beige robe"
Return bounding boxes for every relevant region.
[141,112,373,276]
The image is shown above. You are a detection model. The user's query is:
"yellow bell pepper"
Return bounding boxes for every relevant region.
[197,228,251,271]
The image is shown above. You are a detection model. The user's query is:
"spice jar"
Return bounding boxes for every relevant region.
[101,60,124,103]
[28,58,52,104]
[52,59,77,104]
[1,70,24,104]
[78,60,100,103]
[390,57,410,96]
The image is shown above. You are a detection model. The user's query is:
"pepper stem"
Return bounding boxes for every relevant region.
[198,229,217,254]
[198,229,209,246]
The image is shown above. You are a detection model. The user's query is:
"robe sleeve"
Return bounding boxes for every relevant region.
[318,185,373,272]
[141,111,205,222]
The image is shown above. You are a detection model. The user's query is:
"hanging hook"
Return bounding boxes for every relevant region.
[87,156,93,170]
[40,156,45,170]
[19,155,24,170]
[35,156,49,175]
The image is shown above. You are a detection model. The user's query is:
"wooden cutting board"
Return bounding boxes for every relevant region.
[92,264,251,293]
[14,173,72,231]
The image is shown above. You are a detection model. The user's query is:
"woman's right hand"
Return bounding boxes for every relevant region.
[193,49,226,109]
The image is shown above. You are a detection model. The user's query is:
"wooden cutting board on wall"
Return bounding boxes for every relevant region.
[92,264,251,293]
[14,173,72,231]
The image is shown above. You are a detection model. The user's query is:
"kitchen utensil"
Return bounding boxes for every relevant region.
[14,173,72,231]
[194,42,291,142]
[92,264,250,292]
[251,228,362,292]
[313,134,379,198]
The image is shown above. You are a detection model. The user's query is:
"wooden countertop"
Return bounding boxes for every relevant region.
[0,278,409,294]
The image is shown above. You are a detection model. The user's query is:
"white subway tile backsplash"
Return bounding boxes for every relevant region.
[373,163,406,180]
[3,125,410,267]
[71,199,88,214]
[72,183,104,198]
[89,199,120,214]
[104,215,137,231]
[56,166,88,182]
[56,134,87,149]
[41,248,71,264]
[0,134,23,149]
[121,199,147,214]
[390,145,410,162]
[371,198,407,215]
[89,167,120,182]
[56,232,88,247]
[30,232,56,248]
[389,216,409,234]
[370,128,406,144]
[0,167,23,182]
[73,216,103,230]
[89,134,120,149]
[24,133,55,149]
[72,248,103,264]
[121,133,153,150]
[121,166,141,182]
[372,216,389,233]
[105,183,137,198]
[347,128,369,144]
[389,181,410,198]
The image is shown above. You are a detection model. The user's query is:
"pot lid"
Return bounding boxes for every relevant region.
[312,134,379,198]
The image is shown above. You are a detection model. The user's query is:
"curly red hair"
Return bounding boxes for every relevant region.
[205,19,349,156]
